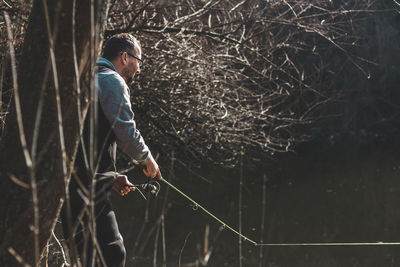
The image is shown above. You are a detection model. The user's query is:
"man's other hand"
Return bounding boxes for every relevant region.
[113,174,135,196]
[143,155,162,179]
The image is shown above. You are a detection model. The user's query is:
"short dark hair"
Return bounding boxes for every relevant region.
[102,33,141,61]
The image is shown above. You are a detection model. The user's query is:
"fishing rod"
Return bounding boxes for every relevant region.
[160,177,258,246]
[143,177,400,247]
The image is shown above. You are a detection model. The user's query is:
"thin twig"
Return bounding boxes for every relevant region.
[44,240,49,267]
[52,231,71,266]
[84,204,108,266]
[89,0,98,171]
[258,173,267,267]
[161,150,176,267]
[136,204,171,257]
[31,58,50,160]
[153,217,161,267]
[71,0,85,152]
[392,0,400,7]
[41,0,67,179]
[178,233,191,267]
[238,146,244,267]
[87,1,99,264]
[87,0,109,264]
[8,247,31,267]
[203,224,209,261]
[152,151,174,267]
[0,55,6,113]
[2,0,12,8]
[4,11,39,265]
[161,215,167,267]
[8,173,30,189]
[133,194,151,253]
[3,12,33,186]
[39,2,66,265]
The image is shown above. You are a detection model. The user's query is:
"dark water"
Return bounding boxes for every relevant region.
[109,141,400,266]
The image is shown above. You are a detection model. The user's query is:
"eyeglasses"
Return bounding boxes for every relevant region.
[125,51,143,67]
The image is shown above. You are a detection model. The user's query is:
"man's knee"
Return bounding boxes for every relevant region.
[102,237,126,267]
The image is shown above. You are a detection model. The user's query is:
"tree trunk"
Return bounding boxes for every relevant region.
[0,0,109,265]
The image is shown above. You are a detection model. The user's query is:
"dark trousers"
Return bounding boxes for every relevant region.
[61,178,126,267]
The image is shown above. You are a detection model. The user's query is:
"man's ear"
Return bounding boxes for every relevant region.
[121,52,128,65]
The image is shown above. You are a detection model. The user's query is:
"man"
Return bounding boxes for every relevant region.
[61,33,161,267]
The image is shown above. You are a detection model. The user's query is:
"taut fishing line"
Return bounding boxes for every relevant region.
[158,177,400,247]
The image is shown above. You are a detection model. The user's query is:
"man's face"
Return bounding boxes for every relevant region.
[122,45,142,84]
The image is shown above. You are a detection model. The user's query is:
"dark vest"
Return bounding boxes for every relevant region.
[72,72,117,196]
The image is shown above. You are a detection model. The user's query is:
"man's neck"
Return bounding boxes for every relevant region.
[110,59,128,83]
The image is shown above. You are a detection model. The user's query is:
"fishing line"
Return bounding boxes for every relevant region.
[160,177,400,247]
[255,242,400,246]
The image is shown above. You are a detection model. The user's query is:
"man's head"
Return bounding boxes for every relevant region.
[103,33,142,83]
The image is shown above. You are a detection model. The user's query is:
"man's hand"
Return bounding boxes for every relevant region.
[113,174,135,196]
[143,155,162,179]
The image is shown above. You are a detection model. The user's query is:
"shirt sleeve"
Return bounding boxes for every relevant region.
[98,73,151,165]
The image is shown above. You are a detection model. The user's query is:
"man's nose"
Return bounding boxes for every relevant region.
[136,66,141,74]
